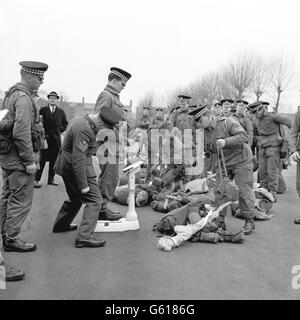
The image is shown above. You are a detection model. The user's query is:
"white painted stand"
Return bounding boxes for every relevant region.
[95,161,143,232]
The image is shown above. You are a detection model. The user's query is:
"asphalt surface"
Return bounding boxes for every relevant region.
[1,163,300,300]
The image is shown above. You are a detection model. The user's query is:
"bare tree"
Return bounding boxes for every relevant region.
[270,55,295,113]
[223,53,255,99]
[251,55,273,101]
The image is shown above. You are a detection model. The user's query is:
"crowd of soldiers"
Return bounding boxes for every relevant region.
[0,60,300,284]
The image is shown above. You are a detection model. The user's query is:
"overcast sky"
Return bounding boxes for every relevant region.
[1,0,300,111]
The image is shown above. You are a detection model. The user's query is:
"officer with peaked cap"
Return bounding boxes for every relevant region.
[53,106,122,247]
[94,67,131,221]
[249,100,292,201]
[0,60,48,280]
[220,99,234,117]
[212,102,223,117]
[189,105,256,235]
[150,107,165,128]
[137,106,151,129]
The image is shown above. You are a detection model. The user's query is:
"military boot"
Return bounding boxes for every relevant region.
[199,232,223,243]
[242,219,255,235]
[4,238,37,252]
[98,208,122,221]
[1,262,25,281]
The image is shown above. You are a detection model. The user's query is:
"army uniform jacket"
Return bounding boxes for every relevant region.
[170,110,194,133]
[289,109,300,153]
[95,84,124,116]
[203,116,252,169]
[149,116,164,129]
[257,112,292,148]
[232,113,253,147]
[55,115,97,191]
[0,83,39,171]
[138,115,150,129]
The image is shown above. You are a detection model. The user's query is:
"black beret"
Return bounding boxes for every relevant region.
[47,91,59,99]
[220,99,233,105]
[100,106,123,126]
[236,100,249,105]
[178,95,192,100]
[110,67,132,83]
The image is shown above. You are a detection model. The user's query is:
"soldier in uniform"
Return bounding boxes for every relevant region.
[0,61,48,254]
[34,91,68,187]
[52,107,122,247]
[0,61,48,281]
[137,106,151,130]
[289,107,300,224]
[220,99,234,117]
[94,67,132,221]
[150,107,165,127]
[189,105,256,235]
[248,101,292,201]
[232,100,253,146]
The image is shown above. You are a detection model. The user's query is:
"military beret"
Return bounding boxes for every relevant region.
[110,67,132,83]
[236,100,249,105]
[188,105,209,121]
[47,91,59,99]
[100,106,123,126]
[220,99,233,105]
[178,95,192,100]
[19,61,48,79]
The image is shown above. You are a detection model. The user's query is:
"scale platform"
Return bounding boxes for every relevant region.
[95,218,140,232]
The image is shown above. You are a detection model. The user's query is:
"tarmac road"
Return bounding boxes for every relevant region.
[1,163,300,300]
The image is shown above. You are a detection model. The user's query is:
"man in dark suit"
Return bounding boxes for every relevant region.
[34,91,68,187]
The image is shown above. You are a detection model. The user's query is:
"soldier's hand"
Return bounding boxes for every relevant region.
[291,151,300,162]
[216,139,226,148]
[26,163,36,175]
[81,187,90,194]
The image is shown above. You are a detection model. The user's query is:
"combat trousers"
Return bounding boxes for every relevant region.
[258,146,281,194]
[0,169,35,239]
[98,163,119,210]
[215,161,255,220]
[53,173,102,240]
